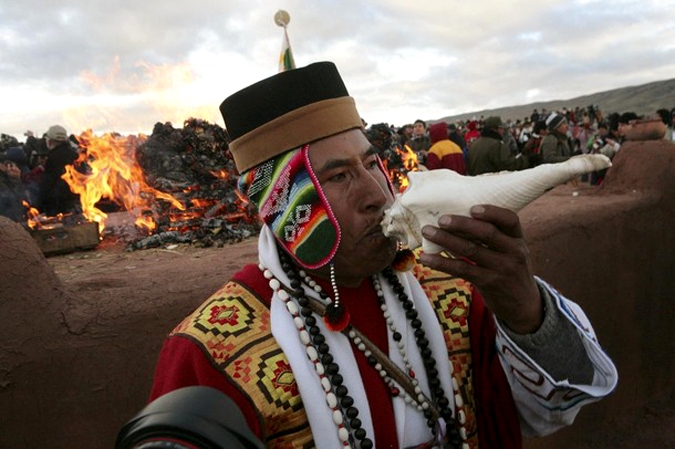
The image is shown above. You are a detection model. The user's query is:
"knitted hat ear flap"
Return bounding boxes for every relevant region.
[238,144,340,269]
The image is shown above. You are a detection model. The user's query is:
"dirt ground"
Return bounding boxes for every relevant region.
[47,236,260,310]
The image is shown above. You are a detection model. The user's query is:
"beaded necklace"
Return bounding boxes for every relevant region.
[262,252,466,448]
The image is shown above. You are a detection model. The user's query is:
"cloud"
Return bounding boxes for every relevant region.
[1,0,674,138]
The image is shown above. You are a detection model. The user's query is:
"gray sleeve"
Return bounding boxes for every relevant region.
[499,282,595,384]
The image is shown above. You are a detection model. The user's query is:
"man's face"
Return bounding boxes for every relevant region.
[557,121,569,134]
[308,129,397,286]
[0,161,20,179]
[412,122,426,136]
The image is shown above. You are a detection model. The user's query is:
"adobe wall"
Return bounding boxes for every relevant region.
[522,139,675,447]
[0,140,673,448]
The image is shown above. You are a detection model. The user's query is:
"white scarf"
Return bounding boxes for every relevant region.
[258,226,456,448]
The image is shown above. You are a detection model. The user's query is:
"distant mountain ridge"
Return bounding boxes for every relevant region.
[437,78,675,124]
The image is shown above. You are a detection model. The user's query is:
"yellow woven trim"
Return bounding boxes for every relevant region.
[413,262,480,448]
[172,281,314,447]
[172,271,479,447]
[229,96,363,173]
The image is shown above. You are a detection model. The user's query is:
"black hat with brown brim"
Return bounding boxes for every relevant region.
[219,61,364,173]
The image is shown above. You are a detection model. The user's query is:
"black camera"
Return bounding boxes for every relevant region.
[116,386,265,449]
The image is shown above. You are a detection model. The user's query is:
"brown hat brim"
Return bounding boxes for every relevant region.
[220,62,363,173]
[229,96,362,173]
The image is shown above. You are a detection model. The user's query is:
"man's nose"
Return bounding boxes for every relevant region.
[357,169,389,212]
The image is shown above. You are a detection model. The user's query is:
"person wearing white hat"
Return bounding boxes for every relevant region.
[38,124,79,215]
[540,113,573,164]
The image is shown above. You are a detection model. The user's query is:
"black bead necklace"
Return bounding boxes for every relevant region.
[280,253,373,448]
[381,266,462,447]
[278,251,462,448]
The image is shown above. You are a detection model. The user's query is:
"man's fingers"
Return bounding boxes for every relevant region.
[469,205,524,239]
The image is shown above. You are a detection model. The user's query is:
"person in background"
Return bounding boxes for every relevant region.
[518,119,533,149]
[405,119,431,165]
[447,122,469,163]
[464,119,481,148]
[22,147,48,205]
[24,130,49,168]
[425,121,466,174]
[540,113,572,164]
[575,121,595,155]
[588,120,620,185]
[397,123,414,148]
[149,63,617,448]
[0,153,27,221]
[521,120,547,167]
[0,133,19,152]
[38,125,79,215]
[502,123,519,155]
[467,116,530,175]
[5,146,30,176]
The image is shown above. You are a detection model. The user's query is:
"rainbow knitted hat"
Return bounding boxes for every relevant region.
[220,62,364,269]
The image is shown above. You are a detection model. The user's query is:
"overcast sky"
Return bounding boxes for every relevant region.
[1,0,674,141]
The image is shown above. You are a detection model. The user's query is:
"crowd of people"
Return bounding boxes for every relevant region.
[0,125,81,222]
[3,105,674,224]
[392,104,675,183]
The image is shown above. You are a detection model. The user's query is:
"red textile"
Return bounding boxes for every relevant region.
[150,265,522,448]
[426,140,467,175]
[469,285,522,449]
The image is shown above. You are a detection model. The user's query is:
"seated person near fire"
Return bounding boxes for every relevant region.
[150,62,618,448]
[38,125,79,216]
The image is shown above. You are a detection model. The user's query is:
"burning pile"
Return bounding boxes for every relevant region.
[129,119,259,249]
[59,119,260,250]
[27,120,419,253]
[366,123,420,192]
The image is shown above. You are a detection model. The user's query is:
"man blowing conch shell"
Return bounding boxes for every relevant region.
[149,62,618,449]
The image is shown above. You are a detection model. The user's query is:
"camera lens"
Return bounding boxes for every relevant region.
[116,387,265,449]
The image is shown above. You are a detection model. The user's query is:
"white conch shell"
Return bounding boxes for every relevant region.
[381,154,612,253]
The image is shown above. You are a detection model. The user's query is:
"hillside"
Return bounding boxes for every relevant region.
[438,78,675,124]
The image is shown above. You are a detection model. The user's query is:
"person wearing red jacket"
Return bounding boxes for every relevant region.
[464,120,481,147]
[425,121,466,174]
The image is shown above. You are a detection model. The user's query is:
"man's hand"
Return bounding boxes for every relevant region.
[419,204,542,334]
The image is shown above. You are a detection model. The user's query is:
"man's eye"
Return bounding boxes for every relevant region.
[328,172,347,182]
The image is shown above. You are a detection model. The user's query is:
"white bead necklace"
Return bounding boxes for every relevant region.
[260,262,469,448]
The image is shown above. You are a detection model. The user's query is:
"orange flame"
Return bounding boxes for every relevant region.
[398,145,419,190]
[384,145,419,192]
[210,169,230,180]
[22,201,41,229]
[62,130,185,233]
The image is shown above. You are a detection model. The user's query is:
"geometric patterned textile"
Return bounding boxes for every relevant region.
[237,145,340,270]
[172,265,479,448]
[171,281,314,447]
[413,262,480,449]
